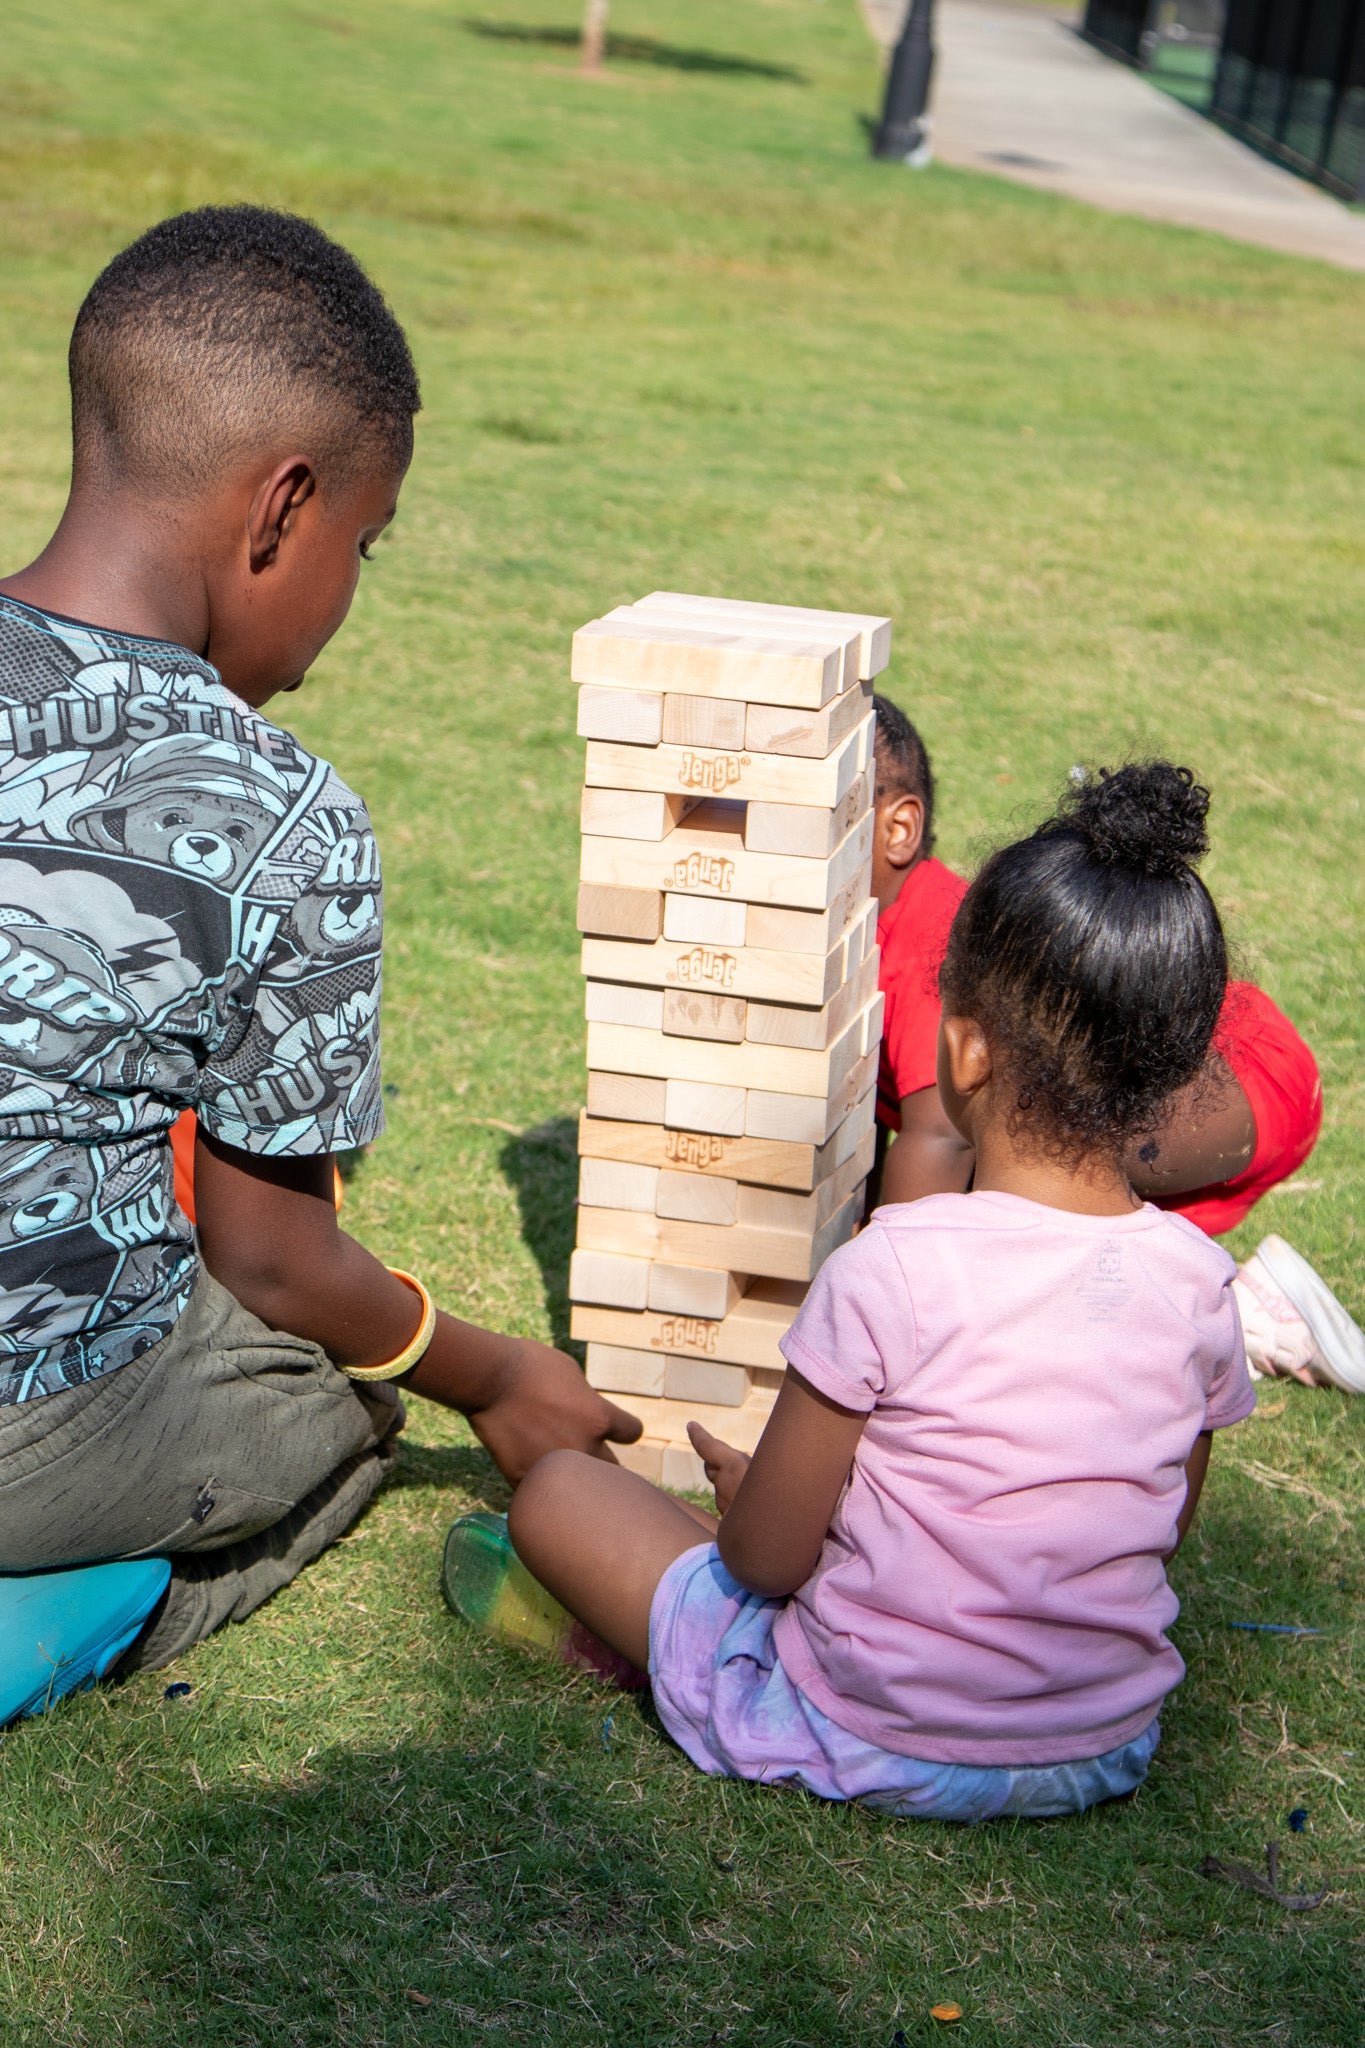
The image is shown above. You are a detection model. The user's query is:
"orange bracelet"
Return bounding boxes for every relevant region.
[341,1268,436,1382]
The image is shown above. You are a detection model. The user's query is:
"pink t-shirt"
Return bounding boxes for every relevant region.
[773,1191,1255,1767]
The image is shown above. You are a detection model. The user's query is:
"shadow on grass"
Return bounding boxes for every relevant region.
[463,19,807,83]
[499,1117,579,1353]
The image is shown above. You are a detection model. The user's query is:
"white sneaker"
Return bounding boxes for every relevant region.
[1253,1236,1365,1396]
[1232,1260,1318,1383]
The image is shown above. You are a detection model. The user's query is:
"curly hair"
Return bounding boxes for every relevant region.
[939,762,1228,1157]
[70,205,420,492]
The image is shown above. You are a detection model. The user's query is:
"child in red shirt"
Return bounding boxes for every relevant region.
[870,699,1363,1393]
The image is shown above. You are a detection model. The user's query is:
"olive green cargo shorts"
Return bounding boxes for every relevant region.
[0,1265,403,1670]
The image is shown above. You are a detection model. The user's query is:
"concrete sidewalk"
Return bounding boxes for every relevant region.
[864,0,1365,272]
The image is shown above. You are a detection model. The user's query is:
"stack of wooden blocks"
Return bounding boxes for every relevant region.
[567,592,890,1490]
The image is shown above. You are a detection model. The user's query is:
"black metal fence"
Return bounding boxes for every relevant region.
[1212,0,1365,197]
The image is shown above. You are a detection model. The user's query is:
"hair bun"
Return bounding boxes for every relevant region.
[1064,761,1210,878]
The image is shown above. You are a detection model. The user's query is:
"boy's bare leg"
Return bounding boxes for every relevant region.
[508,1451,716,1670]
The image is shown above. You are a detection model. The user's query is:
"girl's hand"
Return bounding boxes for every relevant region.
[687,1421,751,1515]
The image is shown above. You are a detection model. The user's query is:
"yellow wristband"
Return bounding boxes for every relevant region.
[341,1269,437,1382]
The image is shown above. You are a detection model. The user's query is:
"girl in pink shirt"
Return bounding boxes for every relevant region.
[446,761,1255,1822]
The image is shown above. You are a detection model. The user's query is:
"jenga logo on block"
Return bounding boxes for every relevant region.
[679,751,750,793]
[668,946,737,988]
[652,1316,719,1355]
[665,1129,730,1168]
[670,852,734,894]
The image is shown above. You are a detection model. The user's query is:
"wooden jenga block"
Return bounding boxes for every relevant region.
[587,996,875,1099]
[571,1277,804,1371]
[581,809,874,913]
[745,872,867,956]
[576,1194,860,1284]
[633,598,863,692]
[745,951,879,1052]
[663,987,747,1041]
[647,1263,746,1319]
[745,682,873,761]
[578,1156,659,1213]
[662,694,746,750]
[568,1247,650,1309]
[577,685,664,744]
[662,1443,708,1493]
[744,766,873,860]
[584,714,874,810]
[662,895,747,946]
[733,1126,875,1232]
[585,1342,666,1398]
[573,615,844,709]
[745,1050,877,1147]
[611,1385,780,1457]
[576,883,664,941]
[842,896,880,978]
[585,980,666,1029]
[580,787,699,842]
[664,1077,746,1136]
[655,1168,738,1226]
[584,929,849,1007]
[663,1356,750,1408]
[585,1071,668,1123]
[637,592,892,681]
[612,1438,665,1483]
[577,1107,866,1195]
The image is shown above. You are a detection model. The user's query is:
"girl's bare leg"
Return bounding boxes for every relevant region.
[509,1449,716,1670]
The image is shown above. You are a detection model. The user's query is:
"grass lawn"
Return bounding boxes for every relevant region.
[1,2,1363,2041]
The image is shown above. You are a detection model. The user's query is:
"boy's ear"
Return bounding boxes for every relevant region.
[877,789,925,872]
[246,458,316,572]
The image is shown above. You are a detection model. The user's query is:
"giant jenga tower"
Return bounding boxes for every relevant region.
[567,592,889,1490]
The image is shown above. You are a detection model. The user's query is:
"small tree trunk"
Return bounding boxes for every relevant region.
[581,0,609,72]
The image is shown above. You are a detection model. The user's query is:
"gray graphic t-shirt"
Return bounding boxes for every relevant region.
[0,596,385,1404]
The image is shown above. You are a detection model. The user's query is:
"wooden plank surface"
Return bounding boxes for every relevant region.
[577,1092,875,1193]
[577,685,663,744]
[637,591,891,680]
[576,882,663,940]
[572,616,843,708]
[580,786,699,841]
[744,766,873,859]
[583,714,873,806]
[570,1277,803,1371]
[745,681,872,760]
[576,1191,861,1283]
[581,809,873,912]
[582,934,841,1006]
[587,994,877,1098]
[745,950,879,1052]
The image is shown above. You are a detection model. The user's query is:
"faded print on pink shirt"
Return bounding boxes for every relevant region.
[773,1191,1255,1767]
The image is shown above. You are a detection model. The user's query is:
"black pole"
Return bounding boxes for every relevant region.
[872,0,936,162]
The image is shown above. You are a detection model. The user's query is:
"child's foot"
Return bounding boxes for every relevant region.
[440,1512,647,1689]
[1249,1237,1365,1395]
[1233,1257,1319,1384]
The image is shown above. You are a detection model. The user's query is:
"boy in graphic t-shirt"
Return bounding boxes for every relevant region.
[0,207,638,1670]
[870,697,1363,1393]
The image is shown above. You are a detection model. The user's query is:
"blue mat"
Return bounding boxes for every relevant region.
[0,1559,170,1725]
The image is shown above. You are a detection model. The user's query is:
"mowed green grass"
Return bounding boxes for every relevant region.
[1,3,1363,2041]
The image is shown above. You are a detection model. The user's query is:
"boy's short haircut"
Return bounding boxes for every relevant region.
[70,204,421,495]
[873,694,935,857]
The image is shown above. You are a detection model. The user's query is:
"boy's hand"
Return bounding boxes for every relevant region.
[687,1420,751,1516]
[462,1339,643,1483]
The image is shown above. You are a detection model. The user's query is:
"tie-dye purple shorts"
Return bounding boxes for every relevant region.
[648,1544,1161,1824]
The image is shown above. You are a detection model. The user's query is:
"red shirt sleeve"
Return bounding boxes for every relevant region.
[875,858,969,1131]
